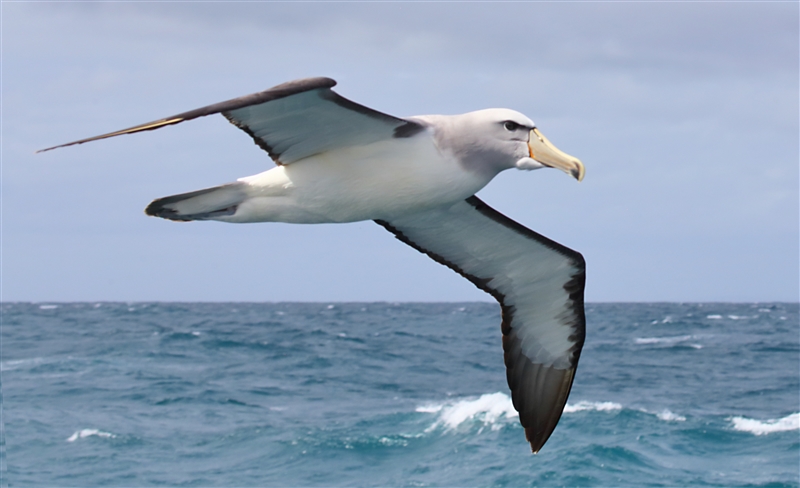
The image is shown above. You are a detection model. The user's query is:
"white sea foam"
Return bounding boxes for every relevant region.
[656,409,686,422]
[66,429,117,442]
[706,314,722,319]
[730,413,800,435]
[0,357,44,372]
[635,335,695,345]
[635,335,704,349]
[563,401,623,413]
[416,392,517,431]
[39,304,58,310]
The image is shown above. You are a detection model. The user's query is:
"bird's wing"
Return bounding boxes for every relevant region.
[38,77,425,164]
[376,196,586,453]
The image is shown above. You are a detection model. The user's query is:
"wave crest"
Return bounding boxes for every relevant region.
[563,401,623,413]
[66,429,116,442]
[730,413,799,435]
[416,392,517,431]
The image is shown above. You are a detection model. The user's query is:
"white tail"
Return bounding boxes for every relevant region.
[145,183,248,221]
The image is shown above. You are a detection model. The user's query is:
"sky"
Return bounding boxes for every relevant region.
[2,2,798,302]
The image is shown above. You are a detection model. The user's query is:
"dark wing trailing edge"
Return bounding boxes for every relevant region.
[376,196,586,453]
[37,77,424,164]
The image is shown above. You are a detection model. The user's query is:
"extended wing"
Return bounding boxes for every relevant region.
[376,196,586,453]
[38,77,424,164]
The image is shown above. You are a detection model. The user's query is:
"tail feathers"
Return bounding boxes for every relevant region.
[145,183,248,221]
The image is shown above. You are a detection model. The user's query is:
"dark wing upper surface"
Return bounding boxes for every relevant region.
[38,77,424,164]
[376,196,586,453]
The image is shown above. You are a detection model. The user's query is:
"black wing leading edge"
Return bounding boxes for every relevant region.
[377,196,586,453]
[37,77,424,163]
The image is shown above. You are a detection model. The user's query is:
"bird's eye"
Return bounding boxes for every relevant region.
[504,121,520,132]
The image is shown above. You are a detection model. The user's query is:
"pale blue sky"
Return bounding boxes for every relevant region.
[3,2,798,302]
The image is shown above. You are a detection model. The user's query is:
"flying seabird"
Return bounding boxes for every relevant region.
[39,77,586,453]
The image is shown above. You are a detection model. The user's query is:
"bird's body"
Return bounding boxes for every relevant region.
[40,77,587,453]
[146,108,545,225]
[208,129,489,224]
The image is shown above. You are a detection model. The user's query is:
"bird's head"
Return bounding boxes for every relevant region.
[439,109,584,182]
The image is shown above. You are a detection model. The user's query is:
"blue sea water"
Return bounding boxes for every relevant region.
[2,302,798,487]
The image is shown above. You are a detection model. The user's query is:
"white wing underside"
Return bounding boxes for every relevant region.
[377,196,586,453]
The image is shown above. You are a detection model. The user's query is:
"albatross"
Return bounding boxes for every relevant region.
[39,77,586,453]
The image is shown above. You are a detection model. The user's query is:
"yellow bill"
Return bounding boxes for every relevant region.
[528,128,585,181]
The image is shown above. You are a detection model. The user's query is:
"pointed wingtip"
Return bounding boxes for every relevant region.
[525,426,549,454]
[36,117,186,154]
[36,144,71,154]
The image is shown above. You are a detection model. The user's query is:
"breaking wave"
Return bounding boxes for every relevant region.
[730,413,800,435]
[66,429,117,442]
[416,392,517,431]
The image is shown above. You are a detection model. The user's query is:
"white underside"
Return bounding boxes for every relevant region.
[218,136,495,224]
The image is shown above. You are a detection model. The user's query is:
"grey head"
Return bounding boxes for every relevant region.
[411,109,584,181]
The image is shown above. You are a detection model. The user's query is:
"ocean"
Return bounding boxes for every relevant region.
[2,302,798,487]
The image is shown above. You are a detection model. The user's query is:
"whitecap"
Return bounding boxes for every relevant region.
[66,429,117,442]
[417,392,517,431]
[635,335,694,345]
[564,400,622,413]
[415,404,443,414]
[730,413,800,435]
[0,357,44,372]
[706,314,722,319]
[378,436,409,447]
[39,304,58,310]
[656,409,686,422]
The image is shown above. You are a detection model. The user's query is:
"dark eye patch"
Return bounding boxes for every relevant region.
[504,121,521,132]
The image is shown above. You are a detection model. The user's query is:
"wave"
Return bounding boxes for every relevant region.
[563,400,623,413]
[729,413,800,435]
[0,357,45,372]
[655,409,686,422]
[66,429,117,442]
[416,392,517,431]
[417,394,799,439]
[706,314,755,320]
[635,335,703,349]
[416,395,637,432]
[635,335,695,345]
